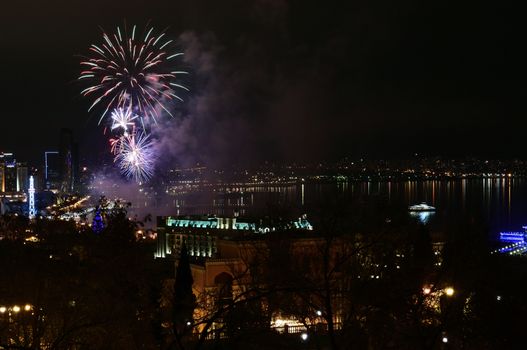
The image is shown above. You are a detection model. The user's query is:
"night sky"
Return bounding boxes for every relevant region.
[0,0,523,167]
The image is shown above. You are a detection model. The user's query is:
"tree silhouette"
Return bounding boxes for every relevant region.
[172,243,196,349]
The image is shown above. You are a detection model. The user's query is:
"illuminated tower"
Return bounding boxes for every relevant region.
[28,175,36,219]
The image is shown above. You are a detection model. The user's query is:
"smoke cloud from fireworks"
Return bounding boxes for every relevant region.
[151,29,322,169]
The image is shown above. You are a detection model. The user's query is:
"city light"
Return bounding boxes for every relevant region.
[0,3,522,348]
[499,231,525,242]
[28,175,36,219]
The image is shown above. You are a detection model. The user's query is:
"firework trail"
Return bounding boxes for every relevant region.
[79,24,188,126]
[115,131,155,183]
[109,135,125,155]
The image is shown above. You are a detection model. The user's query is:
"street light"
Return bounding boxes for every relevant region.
[444,287,454,297]
[12,305,20,313]
[0,306,6,313]
[300,333,308,341]
[24,304,32,311]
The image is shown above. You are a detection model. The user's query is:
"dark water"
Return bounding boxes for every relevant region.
[156,178,527,239]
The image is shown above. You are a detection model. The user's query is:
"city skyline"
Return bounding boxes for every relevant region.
[1,2,527,347]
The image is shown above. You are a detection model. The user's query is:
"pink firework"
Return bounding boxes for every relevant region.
[79,25,188,125]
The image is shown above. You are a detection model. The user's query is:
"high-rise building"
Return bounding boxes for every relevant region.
[16,162,29,192]
[0,162,4,192]
[72,142,79,191]
[1,153,28,207]
[58,129,79,193]
[44,151,59,190]
[4,166,17,192]
[1,153,26,199]
[1,153,17,193]
[0,161,4,192]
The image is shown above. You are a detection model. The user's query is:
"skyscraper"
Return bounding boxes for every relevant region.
[16,162,28,192]
[0,152,17,193]
[58,129,79,193]
[0,162,4,193]
[44,151,59,190]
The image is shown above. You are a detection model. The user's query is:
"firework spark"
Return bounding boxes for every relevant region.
[115,131,155,183]
[109,135,125,155]
[79,25,188,125]
[110,107,137,136]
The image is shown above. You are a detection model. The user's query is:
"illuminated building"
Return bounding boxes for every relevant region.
[154,215,313,259]
[0,154,31,215]
[0,153,26,201]
[16,162,28,192]
[4,164,17,192]
[1,152,17,192]
[0,162,4,192]
[186,234,343,336]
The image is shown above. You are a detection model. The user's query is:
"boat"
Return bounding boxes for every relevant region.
[408,203,436,212]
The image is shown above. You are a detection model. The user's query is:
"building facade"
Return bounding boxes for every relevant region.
[155,215,313,259]
[44,151,60,190]
[16,162,28,192]
[1,153,28,200]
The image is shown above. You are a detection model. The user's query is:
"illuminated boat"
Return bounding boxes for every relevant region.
[408,203,436,212]
[499,231,525,243]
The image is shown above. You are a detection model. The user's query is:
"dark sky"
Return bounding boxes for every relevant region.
[0,0,523,167]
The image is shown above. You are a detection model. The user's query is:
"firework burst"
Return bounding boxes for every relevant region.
[79,24,188,125]
[110,107,137,136]
[115,131,155,183]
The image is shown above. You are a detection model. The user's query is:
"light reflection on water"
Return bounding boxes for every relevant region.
[136,178,525,237]
[409,211,435,224]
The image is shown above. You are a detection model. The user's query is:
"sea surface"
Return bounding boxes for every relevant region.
[145,178,527,240]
